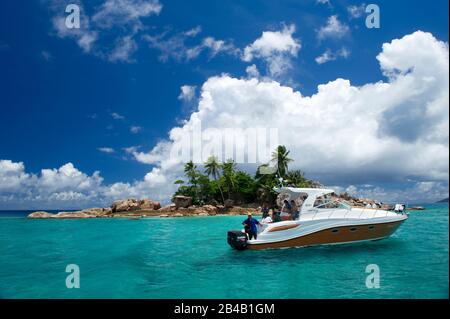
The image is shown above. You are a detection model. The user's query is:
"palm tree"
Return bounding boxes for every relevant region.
[285,170,307,187]
[222,159,237,175]
[271,145,293,178]
[222,159,237,199]
[204,156,221,180]
[204,156,225,203]
[184,161,198,185]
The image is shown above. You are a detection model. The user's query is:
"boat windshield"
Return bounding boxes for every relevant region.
[314,197,351,210]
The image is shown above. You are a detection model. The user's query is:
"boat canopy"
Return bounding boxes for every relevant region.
[274,187,335,213]
[274,187,334,198]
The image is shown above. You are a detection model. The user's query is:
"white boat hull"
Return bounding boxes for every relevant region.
[228,187,408,250]
[247,213,407,250]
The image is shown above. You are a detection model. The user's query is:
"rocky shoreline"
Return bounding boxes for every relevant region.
[27,197,260,219]
[27,193,402,219]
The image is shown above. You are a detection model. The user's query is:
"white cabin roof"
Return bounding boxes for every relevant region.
[274,187,335,197]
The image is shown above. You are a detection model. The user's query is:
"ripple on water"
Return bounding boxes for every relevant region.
[0,205,448,298]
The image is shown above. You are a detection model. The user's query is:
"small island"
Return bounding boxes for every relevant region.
[27,197,259,219]
[28,146,394,219]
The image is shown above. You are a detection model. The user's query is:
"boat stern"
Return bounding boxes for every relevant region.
[227,230,248,250]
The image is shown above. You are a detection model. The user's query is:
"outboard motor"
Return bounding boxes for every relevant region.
[227,230,248,250]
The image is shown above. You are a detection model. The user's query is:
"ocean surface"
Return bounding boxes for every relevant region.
[0,204,448,299]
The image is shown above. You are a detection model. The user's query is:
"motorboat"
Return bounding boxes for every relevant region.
[227,187,408,250]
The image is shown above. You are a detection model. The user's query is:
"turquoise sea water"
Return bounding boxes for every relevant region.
[0,204,448,299]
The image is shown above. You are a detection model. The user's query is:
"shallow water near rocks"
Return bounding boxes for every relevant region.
[0,204,448,298]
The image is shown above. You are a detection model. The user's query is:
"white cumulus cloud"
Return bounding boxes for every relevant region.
[344,182,448,203]
[315,47,351,64]
[1,31,448,208]
[50,0,162,61]
[134,30,448,195]
[316,15,350,40]
[246,64,260,78]
[108,35,138,62]
[202,37,239,57]
[178,85,197,102]
[144,29,238,62]
[0,160,175,209]
[51,2,98,53]
[92,0,162,29]
[242,24,301,78]
[347,4,366,19]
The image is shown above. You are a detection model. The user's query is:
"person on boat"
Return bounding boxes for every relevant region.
[280,200,292,220]
[272,208,281,223]
[261,203,270,219]
[290,200,299,220]
[314,197,323,207]
[282,199,291,212]
[261,214,273,223]
[242,213,261,240]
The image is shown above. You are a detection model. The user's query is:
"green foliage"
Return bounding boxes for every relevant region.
[221,159,238,199]
[184,161,198,185]
[204,156,221,180]
[204,156,225,203]
[255,165,279,205]
[271,145,293,178]
[285,170,309,187]
[173,145,311,206]
[233,171,257,203]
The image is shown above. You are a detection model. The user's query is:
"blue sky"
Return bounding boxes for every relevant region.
[0,0,448,209]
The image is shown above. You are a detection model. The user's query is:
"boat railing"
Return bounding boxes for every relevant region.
[310,210,321,220]
[327,210,335,219]
[305,206,400,221]
[358,208,365,219]
[343,209,349,219]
